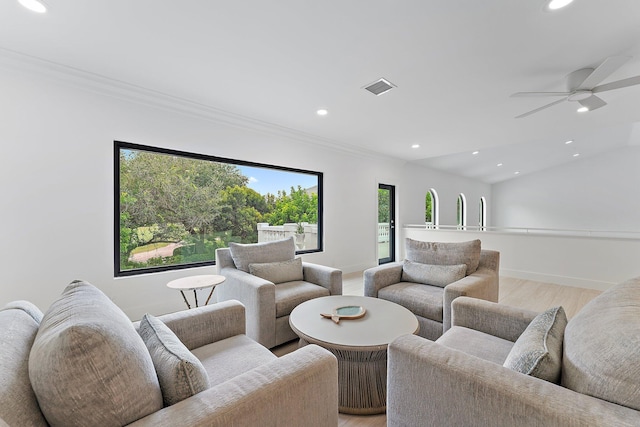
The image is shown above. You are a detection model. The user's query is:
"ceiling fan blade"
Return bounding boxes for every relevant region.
[593,75,640,93]
[510,91,570,97]
[577,56,631,89]
[515,97,568,119]
[578,95,607,111]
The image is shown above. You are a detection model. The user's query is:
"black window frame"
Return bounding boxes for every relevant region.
[114,141,323,277]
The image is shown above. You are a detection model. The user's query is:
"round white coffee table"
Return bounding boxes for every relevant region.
[289,295,419,414]
[166,275,225,309]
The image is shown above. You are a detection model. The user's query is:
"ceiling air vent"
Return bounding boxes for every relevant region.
[363,78,396,96]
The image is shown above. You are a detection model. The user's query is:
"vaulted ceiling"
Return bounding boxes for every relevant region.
[2,0,640,183]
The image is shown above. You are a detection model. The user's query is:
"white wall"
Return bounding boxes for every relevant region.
[492,145,640,232]
[0,63,489,320]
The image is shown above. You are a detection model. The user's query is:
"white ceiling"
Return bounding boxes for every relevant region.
[2,0,640,183]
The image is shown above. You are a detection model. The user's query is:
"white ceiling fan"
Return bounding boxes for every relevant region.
[512,56,640,118]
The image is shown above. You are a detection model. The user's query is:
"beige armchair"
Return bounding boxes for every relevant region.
[364,239,499,340]
[387,277,640,426]
[215,237,342,349]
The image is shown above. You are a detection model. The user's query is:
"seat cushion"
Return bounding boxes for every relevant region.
[29,281,163,427]
[228,237,296,272]
[562,277,640,411]
[0,301,48,427]
[379,282,444,322]
[401,260,467,287]
[192,335,276,386]
[503,306,567,383]
[138,314,210,406]
[249,257,304,284]
[405,238,481,275]
[275,281,330,317]
[436,326,514,365]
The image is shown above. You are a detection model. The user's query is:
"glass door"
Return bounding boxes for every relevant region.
[378,184,395,264]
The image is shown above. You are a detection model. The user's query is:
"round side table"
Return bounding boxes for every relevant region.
[166,274,225,309]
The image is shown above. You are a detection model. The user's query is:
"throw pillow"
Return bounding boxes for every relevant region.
[228,237,296,272]
[249,257,304,284]
[401,260,467,287]
[139,314,210,407]
[405,238,481,275]
[29,280,163,427]
[503,306,567,383]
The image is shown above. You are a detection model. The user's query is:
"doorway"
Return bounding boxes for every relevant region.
[378,183,395,264]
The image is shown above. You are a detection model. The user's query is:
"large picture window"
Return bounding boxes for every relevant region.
[114,141,323,277]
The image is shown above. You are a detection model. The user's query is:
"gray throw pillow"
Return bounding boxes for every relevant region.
[401,260,467,287]
[503,306,567,383]
[249,257,304,284]
[228,237,296,272]
[29,281,163,427]
[139,314,210,406]
[405,238,482,275]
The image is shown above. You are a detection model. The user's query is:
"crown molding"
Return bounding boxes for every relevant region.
[0,47,391,161]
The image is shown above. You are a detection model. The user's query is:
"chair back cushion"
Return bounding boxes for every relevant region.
[228,237,296,272]
[29,281,163,427]
[405,239,481,274]
[139,314,210,406]
[0,301,48,427]
[401,260,467,287]
[562,277,640,411]
[503,306,567,383]
[249,258,304,284]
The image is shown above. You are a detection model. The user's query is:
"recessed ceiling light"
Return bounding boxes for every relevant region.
[411,144,420,149]
[18,0,47,13]
[316,109,328,116]
[472,151,479,155]
[514,171,520,175]
[573,153,580,157]
[577,106,589,113]
[497,163,503,167]
[545,0,574,11]
[565,140,573,145]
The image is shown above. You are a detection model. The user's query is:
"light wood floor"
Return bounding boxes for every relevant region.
[272,271,602,427]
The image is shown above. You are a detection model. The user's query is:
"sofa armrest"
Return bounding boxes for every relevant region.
[302,262,343,295]
[128,345,339,427]
[150,300,246,351]
[451,296,538,342]
[442,267,499,332]
[363,262,403,297]
[387,334,640,427]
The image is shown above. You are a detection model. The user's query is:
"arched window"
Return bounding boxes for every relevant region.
[457,193,467,229]
[479,197,487,230]
[425,188,439,228]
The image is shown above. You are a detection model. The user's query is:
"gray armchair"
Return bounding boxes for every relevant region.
[387,277,640,426]
[364,239,499,340]
[215,237,342,348]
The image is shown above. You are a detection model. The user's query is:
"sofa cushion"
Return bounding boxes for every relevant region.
[437,326,514,365]
[249,257,304,284]
[139,314,210,406]
[562,277,640,411]
[228,237,296,272]
[191,335,276,386]
[379,282,444,322]
[29,281,163,427]
[274,281,330,317]
[401,260,467,288]
[503,306,567,383]
[0,301,48,427]
[405,238,481,274]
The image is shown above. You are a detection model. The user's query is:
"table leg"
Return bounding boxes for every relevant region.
[179,290,191,309]
[194,290,199,307]
[204,286,215,305]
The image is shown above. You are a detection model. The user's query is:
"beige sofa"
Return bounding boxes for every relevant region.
[387,277,640,426]
[0,281,338,427]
